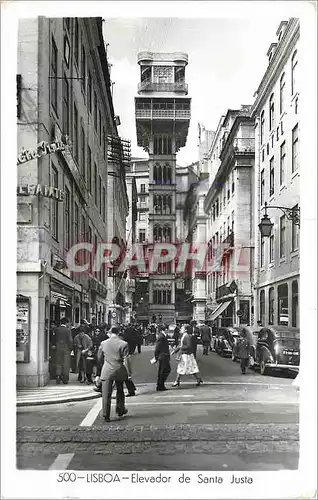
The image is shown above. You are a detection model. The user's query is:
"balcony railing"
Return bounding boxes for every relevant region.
[138,80,188,93]
[136,108,191,119]
[232,138,255,153]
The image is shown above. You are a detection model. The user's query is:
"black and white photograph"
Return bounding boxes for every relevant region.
[1,1,317,499]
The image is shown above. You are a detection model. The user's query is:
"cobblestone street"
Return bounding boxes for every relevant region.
[17,349,299,471]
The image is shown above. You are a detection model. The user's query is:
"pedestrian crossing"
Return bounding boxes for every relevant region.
[17,386,100,406]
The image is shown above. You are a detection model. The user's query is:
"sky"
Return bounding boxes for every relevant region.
[103,16,285,166]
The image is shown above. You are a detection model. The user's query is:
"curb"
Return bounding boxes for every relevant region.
[17,391,101,407]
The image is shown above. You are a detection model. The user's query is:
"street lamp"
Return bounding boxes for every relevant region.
[258,202,300,238]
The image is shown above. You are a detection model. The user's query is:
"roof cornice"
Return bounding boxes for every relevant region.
[251,18,299,117]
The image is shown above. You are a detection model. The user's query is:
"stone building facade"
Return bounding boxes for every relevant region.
[251,19,300,329]
[16,17,122,386]
[204,107,255,328]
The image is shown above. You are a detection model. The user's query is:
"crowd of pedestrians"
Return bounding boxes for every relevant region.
[50,317,251,423]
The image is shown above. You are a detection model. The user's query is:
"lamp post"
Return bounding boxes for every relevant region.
[258,202,300,237]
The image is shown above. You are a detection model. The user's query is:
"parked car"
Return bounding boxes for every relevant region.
[252,326,300,375]
[215,327,240,357]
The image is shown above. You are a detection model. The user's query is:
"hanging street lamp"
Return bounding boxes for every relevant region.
[258,202,300,238]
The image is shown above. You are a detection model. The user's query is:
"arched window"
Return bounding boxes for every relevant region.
[291,50,298,96]
[279,73,285,114]
[158,164,162,183]
[153,165,158,183]
[269,93,275,131]
[259,290,265,326]
[292,280,299,327]
[268,287,274,325]
[163,164,167,184]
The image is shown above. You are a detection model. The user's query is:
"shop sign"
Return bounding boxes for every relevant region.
[17,138,71,165]
[17,184,65,201]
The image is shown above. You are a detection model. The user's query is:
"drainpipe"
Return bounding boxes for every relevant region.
[253,117,261,327]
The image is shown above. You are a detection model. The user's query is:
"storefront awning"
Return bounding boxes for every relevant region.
[209,299,232,321]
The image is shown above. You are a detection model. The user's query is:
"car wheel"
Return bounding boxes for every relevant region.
[260,357,268,376]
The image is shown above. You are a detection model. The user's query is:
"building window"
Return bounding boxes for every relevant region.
[269,234,274,263]
[50,37,58,113]
[279,141,286,185]
[292,280,299,327]
[102,187,106,222]
[153,163,172,184]
[139,229,146,242]
[139,195,146,207]
[64,35,70,67]
[73,103,78,162]
[279,215,286,258]
[87,146,92,193]
[74,18,79,66]
[153,135,172,155]
[93,92,97,131]
[139,213,146,221]
[64,186,70,250]
[259,290,265,326]
[94,163,97,205]
[140,184,146,193]
[231,170,235,193]
[262,149,265,162]
[295,96,298,115]
[215,199,219,217]
[291,50,298,96]
[81,124,85,179]
[51,166,58,240]
[74,202,79,243]
[269,157,274,196]
[87,72,92,114]
[269,93,275,131]
[153,194,172,214]
[292,204,299,251]
[99,110,102,145]
[81,215,86,241]
[153,289,171,305]
[278,283,288,325]
[260,110,265,144]
[260,169,265,205]
[279,73,285,114]
[99,176,102,214]
[62,75,69,135]
[261,237,265,267]
[154,225,171,243]
[292,124,299,173]
[81,45,86,93]
[276,126,279,142]
[268,287,274,325]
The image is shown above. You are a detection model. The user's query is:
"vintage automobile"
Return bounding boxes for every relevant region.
[215,327,240,357]
[252,326,300,375]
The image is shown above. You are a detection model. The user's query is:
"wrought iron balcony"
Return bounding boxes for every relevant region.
[138,80,188,93]
[223,231,234,247]
[216,284,231,301]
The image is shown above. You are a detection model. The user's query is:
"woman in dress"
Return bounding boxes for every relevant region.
[172,324,203,387]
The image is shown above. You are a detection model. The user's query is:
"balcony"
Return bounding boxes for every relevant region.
[216,284,231,301]
[138,80,188,94]
[135,108,191,120]
[232,138,255,154]
[223,231,234,249]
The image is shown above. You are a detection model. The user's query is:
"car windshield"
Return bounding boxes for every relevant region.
[276,338,300,349]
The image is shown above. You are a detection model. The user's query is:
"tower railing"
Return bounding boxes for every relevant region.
[135,108,191,119]
[138,80,188,93]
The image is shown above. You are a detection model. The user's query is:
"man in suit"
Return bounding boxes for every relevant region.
[97,326,131,422]
[200,322,212,355]
[189,320,199,358]
[154,325,171,391]
[54,317,73,384]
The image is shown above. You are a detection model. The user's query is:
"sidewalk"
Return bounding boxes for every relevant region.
[17,373,101,407]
